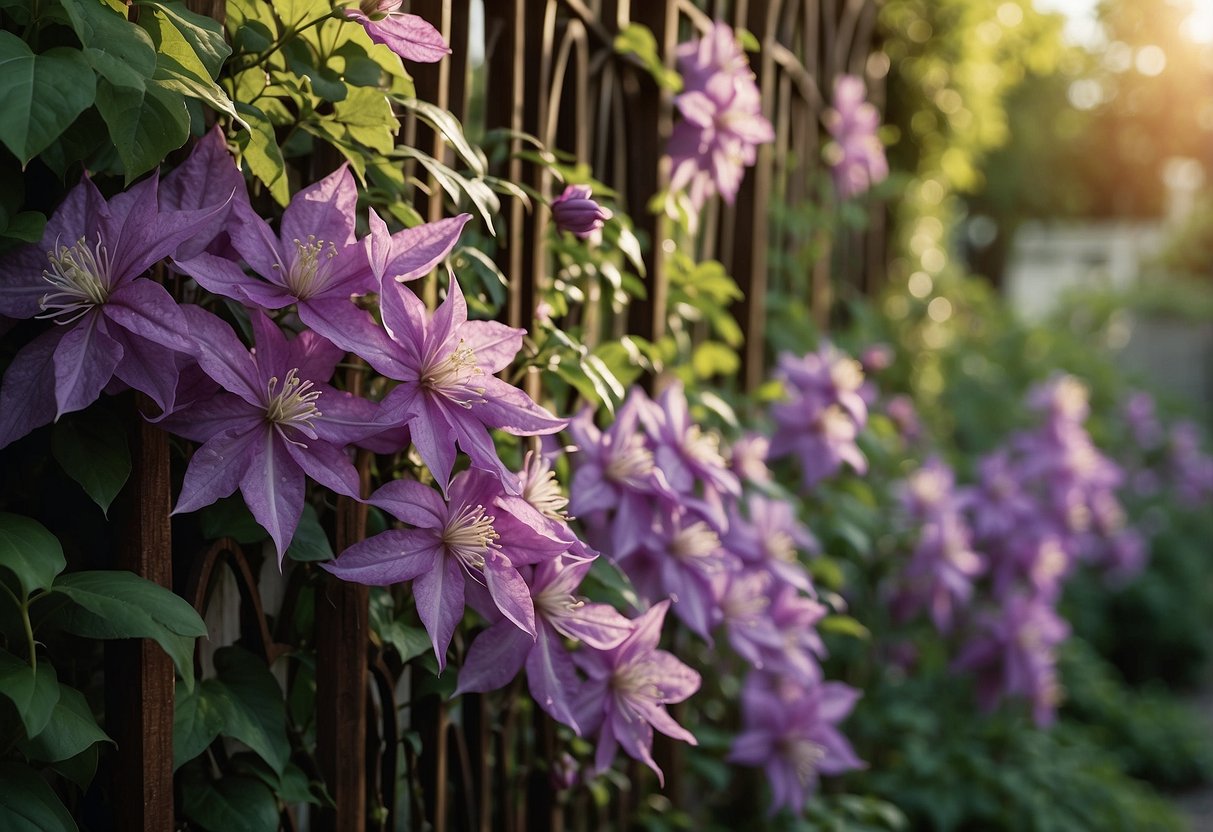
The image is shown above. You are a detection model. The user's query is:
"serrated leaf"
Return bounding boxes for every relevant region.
[0,761,78,832]
[0,650,60,738]
[0,34,96,164]
[0,513,65,597]
[51,410,132,516]
[48,571,206,688]
[21,685,111,762]
[182,774,279,832]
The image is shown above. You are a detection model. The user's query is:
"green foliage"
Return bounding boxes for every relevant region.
[0,761,78,832]
[51,408,131,516]
[615,23,682,92]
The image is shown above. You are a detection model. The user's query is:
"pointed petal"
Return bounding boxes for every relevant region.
[413,554,464,672]
[280,165,358,249]
[240,430,306,562]
[103,280,193,353]
[179,305,260,404]
[53,313,123,417]
[476,377,566,435]
[379,214,470,282]
[368,478,447,529]
[0,327,64,450]
[460,320,522,374]
[173,426,260,514]
[0,245,55,318]
[453,619,531,695]
[160,125,248,260]
[283,435,362,499]
[633,698,696,744]
[377,272,429,351]
[158,391,259,443]
[322,530,441,585]
[297,298,404,378]
[109,325,182,415]
[558,603,634,650]
[618,600,669,665]
[448,414,521,494]
[312,388,386,446]
[286,327,345,384]
[408,395,459,493]
[174,251,294,309]
[608,706,661,784]
[426,274,468,354]
[359,12,452,63]
[525,626,582,732]
[483,552,536,637]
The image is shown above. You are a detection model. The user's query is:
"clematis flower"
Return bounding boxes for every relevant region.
[341,1,451,63]
[729,673,865,815]
[456,553,634,731]
[551,185,612,238]
[823,75,888,200]
[0,173,229,448]
[572,600,700,784]
[163,308,381,560]
[327,272,566,493]
[160,126,248,261]
[323,469,569,670]
[715,568,781,669]
[723,493,817,594]
[667,22,774,209]
[175,165,469,349]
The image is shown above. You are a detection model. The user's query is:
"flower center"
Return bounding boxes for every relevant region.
[609,663,659,700]
[604,434,654,486]
[781,737,827,786]
[764,530,797,563]
[279,236,337,299]
[683,424,726,467]
[421,340,486,408]
[522,462,569,520]
[264,369,323,439]
[441,503,499,569]
[830,357,864,392]
[39,236,113,324]
[669,521,720,561]
[534,586,584,621]
[816,406,853,439]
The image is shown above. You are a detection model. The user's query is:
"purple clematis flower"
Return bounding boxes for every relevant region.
[341,1,451,63]
[163,307,380,560]
[328,272,566,493]
[160,126,248,261]
[823,75,888,200]
[551,185,613,238]
[323,469,569,670]
[572,600,700,784]
[175,165,470,348]
[456,553,634,731]
[667,23,774,209]
[729,673,865,815]
[0,173,229,448]
[723,493,818,594]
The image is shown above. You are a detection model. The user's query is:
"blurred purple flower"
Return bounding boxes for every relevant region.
[729,673,864,815]
[551,185,612,238]
[341,2,451,63]
[572,600,700,784]
[667,23,774,209]
[723,493,817,594]
[823,75,888,199]
[1122,390,1164,450]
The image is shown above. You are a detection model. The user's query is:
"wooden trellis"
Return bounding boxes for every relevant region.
[113,1,886,829]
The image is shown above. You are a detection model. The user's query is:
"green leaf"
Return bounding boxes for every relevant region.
[21,685,111,762]
[234,102,289,206]
[137,0,232,78]
[614,23,681,92]
[60,0,157,87]
[199,494,270,545]
[691,341,740,379]
[212,647,290,775]
[0,649,60,738]
[53,743,99,790]
[820,614,871,640]
[0,513,65,597]
[0,34,97,164]
[332,86,396,153]
[97,79,191,182]
[286,504,333,562]
[51,410,132,516]
[394,97,485,177]
[141,9,239,121]
[173,679,227,769]
[48,571,206,688]
[2,211,46,243]
[183,773,280,832]
[0,761,78,832]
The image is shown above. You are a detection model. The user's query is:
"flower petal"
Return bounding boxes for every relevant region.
[53,312,124,417]
[459,320,522,374]
[368,478,447,529]
[413,553,464,672]
[109,325,183,416]
[240,429,306,563]
[525,625,583,732]
[179,305,260,405]
[280,165,358,250]
[298,298,404,378]
[173,426,260,514]
[370,212,470,283]
[0,327,64,450]
[174,251,294,310]
[483,551,536,637]
[282,434,362,500]
[103,279,194,353]
[475,377,567,435]
[358,11,452,63]
[322,530,441,585]
[453,618,531,695]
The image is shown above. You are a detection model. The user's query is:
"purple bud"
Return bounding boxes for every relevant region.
[551,185,612,238]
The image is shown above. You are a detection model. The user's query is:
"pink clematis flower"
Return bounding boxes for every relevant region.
[341,2,451,63]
